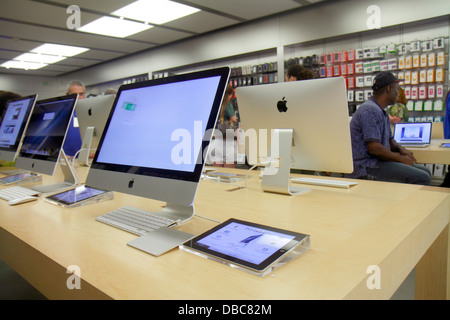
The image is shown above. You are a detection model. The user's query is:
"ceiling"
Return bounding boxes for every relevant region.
[0,0,332,77]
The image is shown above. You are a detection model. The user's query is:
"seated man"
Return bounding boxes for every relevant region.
[346,72,431,185]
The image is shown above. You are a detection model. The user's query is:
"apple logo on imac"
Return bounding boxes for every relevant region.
[277,97,288,112]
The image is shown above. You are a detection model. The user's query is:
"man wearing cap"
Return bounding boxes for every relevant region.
[347,71,431,185]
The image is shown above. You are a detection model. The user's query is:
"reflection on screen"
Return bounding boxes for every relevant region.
[196,222,295,265]
[19,98,74,161]
[395,123,431,143]
[0,172,37,184]
[51,185,106,203]
[0,97,34,148]
[96,76,221,172]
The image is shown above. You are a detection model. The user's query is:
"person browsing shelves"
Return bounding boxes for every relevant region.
[346,72,431,185]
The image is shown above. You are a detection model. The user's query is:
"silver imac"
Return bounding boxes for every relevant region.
[15,94,79,192]
[236,77,353,195]
[75,94,116,166]
[85,67,230,222]
[0,94,38,162]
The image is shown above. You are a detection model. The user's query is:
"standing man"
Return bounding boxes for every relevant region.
[346,72,431,185]
[67,80,86,99]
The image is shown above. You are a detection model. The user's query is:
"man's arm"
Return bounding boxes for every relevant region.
[367,140,415,166]
[389,137,417,160]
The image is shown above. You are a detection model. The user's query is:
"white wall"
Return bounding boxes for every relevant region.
[0,74,64,99]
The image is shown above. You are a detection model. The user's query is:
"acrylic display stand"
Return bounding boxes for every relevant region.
[180,234,311,277]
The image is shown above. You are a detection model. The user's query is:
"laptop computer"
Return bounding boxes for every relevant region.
[393,122,432,148]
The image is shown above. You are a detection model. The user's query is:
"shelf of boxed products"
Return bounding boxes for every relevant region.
[228,62,278,87]
[284,38,448,117]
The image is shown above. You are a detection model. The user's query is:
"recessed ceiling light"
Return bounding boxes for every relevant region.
[112,0,200,25]
[31,43,89,57]
[0,43,89,71]
[15,52,66,64]
[1,60,48,70]
[78,16,153,38]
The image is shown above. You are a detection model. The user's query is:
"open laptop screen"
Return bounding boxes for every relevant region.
[393,122,432,144]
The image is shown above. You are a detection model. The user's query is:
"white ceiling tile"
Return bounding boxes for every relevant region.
[164,11,239,33]
[184,0,301,20]
[0,0,327,76]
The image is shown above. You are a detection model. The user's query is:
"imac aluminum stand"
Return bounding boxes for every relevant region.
[130,202,194,225]
[32,149,79,194]
[125,203,195,256]
[78,126,94,166]
[261,129,310,196]
[159,202,195,223]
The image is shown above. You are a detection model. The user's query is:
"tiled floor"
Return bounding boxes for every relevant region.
[391,269,415,300]
[0,259,46,300]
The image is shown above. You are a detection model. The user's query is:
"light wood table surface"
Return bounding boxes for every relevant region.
[406,139,450,165]
[0,165,449,300]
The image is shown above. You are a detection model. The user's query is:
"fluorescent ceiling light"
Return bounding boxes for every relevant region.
[1,60,47,70]
[112,0,200,24]
[15,52,66,64]
[31,43,89,57]
[0,43,89,71]
[78,16,153,38]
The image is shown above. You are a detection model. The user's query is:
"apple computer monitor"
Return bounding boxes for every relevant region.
[75,94,116,166]
[15,94,79,192]
[236,77,353,195]
[85,67,230,223]
[0,94,38,162]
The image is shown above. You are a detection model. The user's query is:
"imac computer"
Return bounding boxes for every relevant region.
[75,94,116,166]
[236,77,353,195]
[85,67,230,229]
[0,94,38,163]
[14,94,79,193]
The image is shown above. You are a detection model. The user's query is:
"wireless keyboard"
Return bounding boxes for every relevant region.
[291,177,358,189]
[96,206,177,236]
[0,186,40,202]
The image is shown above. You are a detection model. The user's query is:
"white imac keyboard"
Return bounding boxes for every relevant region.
[291,177,358,189]
[0,186,40,201]
[96,206,177,236]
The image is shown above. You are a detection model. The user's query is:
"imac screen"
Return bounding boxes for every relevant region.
[91,67,230,182]
[18,94,78,162]
[236,77,353,174]
[0,95,37,161]
[76,94,116,151]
